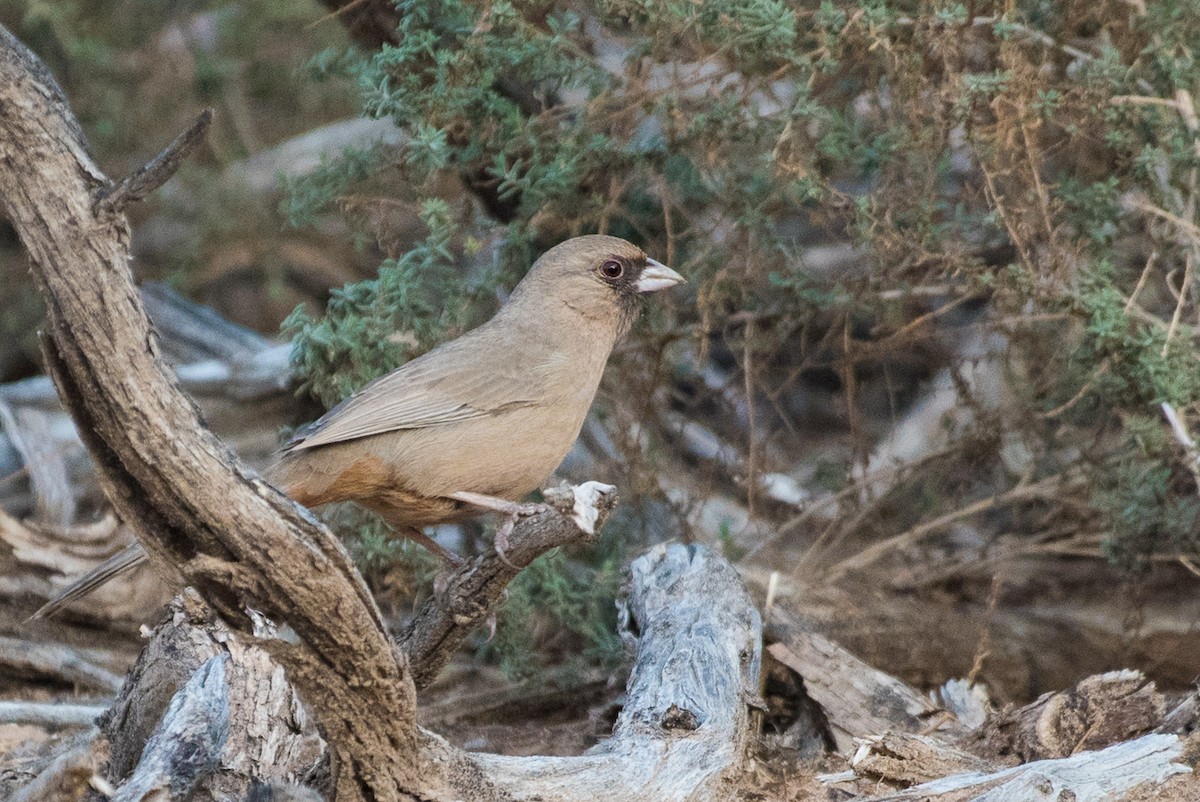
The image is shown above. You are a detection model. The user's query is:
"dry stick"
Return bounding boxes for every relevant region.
[754,444,956,565]
[8,733,109,802]
[95,109,212,217]
[399,484,617,690]
[743,318,758,520]
[823,473,1068,584]
[1124,250,1159,313]
[0,635,124,693]
[1040,360,1109,419]
[0,701,107,727]
[1162,253,1195,356]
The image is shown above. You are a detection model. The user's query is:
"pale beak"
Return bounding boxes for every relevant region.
[635,258,686,293]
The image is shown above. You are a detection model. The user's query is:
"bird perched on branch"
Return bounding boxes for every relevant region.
[33,234,683,616]
[267,234,684,561]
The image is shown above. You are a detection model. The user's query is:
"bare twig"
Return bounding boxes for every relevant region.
[398,483,617,690]
[1162,401,1200,496]
[95,109,212,217]
[823,473,1068,584]
[0,701,107,727]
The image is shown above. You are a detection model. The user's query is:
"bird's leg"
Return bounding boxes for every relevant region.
[391,525,464,603]
[448,491,547,518]
[396,525,465,567]
[449,491,549,567]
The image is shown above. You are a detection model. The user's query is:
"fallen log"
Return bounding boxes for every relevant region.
[95,543,760,801]
[858,733,1190,801]
[978,669,1165,761]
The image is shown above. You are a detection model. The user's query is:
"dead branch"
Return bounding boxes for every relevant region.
[0,701,107,727]
[95,109,212,217]
[0,22,431,800]
[399,481,617,689]
[860,733,1190,801]
[978,670,1165,762]
[6,733,109,802]
[0,284,293,413]
[0,635,124,693]
[767,634,965,753]
[110,656,229,802]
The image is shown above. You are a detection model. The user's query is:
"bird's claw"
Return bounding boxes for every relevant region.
[432,568,454,604]
[515,501,550,518]
[493,515,520,569]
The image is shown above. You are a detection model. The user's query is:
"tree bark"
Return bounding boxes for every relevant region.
[0,25,764,802]
[0,23,429,801]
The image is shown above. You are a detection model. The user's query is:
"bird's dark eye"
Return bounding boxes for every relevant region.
[600,259,624,279]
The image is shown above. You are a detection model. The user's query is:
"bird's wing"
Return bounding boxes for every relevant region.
[285,334,544,451]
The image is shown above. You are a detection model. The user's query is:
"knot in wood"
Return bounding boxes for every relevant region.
[660,704,699,732]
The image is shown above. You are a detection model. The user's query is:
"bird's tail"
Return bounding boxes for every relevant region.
[29,541,149,621]
[31,461,299,621]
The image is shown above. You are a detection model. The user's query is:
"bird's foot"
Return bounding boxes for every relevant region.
[449,491,548,519]
[493,515,520,569]
[449,491,550,568]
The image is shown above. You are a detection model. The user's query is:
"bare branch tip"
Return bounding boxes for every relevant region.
[95,107,214,217]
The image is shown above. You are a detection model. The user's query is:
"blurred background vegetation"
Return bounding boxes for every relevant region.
[3,0,1200,698]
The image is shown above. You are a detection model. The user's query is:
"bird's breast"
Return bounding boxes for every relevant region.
[366,399,592,500]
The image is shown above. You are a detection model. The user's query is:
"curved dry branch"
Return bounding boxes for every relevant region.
[0,24,424,801]
[400,482,618,689]
[0,25,765,802]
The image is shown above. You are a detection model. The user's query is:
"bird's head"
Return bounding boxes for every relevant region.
[512,235,685,337]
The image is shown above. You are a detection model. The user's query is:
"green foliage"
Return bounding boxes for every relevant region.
[276,0,1200,669]
[482,549,625,680]
[1095,452,1200,570]
[282,199,481,406]
[281,146,381,230]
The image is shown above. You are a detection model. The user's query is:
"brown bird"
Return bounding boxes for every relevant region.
[33,235,683,616]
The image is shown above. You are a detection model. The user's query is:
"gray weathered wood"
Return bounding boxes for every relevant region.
[0,701,107,727]
[472,543,762,802]
[866,733,1190,801]
[112,656,230,802]
[767,633,962,753]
